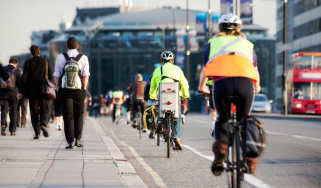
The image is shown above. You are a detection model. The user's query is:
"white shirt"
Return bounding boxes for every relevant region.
[54,49,90,78]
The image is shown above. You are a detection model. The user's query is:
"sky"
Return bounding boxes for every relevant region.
[0,0,276,64]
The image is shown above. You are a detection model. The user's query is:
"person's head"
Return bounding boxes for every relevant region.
[67,37,79,50]
[135,73,143,81]
[30,45,40,56]
[9,58,18,68]
[218,14,244,37]
[160,50,175,64]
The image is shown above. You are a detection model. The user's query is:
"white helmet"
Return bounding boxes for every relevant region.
[218,14,242,30]
[160,50,175,61]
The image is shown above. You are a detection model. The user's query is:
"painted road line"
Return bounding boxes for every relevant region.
[191,119,321,143]
[183,144,272,188]
[267,131,321,142]
[90,118,148,188]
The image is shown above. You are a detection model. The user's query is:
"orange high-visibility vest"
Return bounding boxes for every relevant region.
[204,36,259,82]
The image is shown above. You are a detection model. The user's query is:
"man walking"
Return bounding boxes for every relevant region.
[22,45,53,139]
[54,37,90,149]
[0,58,22,136]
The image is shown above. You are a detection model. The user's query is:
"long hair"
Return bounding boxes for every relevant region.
[215,30,246,38]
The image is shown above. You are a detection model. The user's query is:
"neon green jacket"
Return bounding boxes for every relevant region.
[149,62,190,100]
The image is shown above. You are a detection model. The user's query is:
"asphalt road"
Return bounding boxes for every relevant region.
[98,114,321,188]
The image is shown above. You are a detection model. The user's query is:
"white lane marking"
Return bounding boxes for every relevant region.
[266,131,321,142]
[183,144,272,188]
[191,118,321,142]
[126,143,167,188]
[90,118,148,188]
[109,125,167,188]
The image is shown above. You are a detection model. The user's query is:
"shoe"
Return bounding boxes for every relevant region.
[142,128,147,133]
[174,138,183,150]
[149,131,155,139]
[65,144,73,149]
[41,126,49,137]
[33,135,39,139]
[75,140,83,147]
[211,158,224,176]
[58,127,62,131]
[10,132,16,136]
[1,126,6,136]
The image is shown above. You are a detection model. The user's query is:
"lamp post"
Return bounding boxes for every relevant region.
[186,0,190,82]
[207,0,212,41]
[283,0,288,115]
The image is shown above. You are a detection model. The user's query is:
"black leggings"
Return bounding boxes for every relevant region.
[212,77,254,143]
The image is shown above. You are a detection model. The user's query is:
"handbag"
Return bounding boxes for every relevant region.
[42,59,56,100]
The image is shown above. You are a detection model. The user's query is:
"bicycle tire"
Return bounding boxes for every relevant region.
[229,127,242,188]
[166,116,171,158]
[138,113,142,139]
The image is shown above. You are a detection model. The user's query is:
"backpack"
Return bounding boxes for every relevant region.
[242,116,266,158]
[61,53,83,89]
[0,66,16,89]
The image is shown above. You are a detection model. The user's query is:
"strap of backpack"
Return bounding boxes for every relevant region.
[160,65,179,82]
[75,54,83,62]
[62,53,69,61]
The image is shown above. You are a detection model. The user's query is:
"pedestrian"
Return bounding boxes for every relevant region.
[54,37,90,149]
[21,45,53,139]
[0,58,22,136]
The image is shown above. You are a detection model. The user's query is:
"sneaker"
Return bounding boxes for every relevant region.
[10,132,16,136]
[211,158,224,176]
[149,132,155,139]
[33,135,39,139]
[174,138,183,150]
[1,126,6,136]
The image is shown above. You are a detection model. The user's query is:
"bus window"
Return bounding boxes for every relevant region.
[311,82,321,100]
[295,56,312,69]
[314,56,321,69]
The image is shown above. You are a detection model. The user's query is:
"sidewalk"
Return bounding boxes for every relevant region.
[0,117,147,188]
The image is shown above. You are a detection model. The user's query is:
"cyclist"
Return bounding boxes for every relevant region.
[200,14,261,175]
[127,73,146,130]
[149,50,190,150]
[111,88,124,123]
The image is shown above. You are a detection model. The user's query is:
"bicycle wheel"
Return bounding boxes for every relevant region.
[228,128,242,188]
[165,116,171,158]
[138,113,142,139]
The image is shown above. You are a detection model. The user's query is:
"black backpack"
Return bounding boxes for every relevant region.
[0,65,16,89]
[242,116,266,158]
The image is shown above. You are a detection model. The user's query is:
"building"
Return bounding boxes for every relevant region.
[275,0,321,111]
[47,6,275,111]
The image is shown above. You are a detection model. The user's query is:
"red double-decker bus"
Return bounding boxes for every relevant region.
[287,52,321,114]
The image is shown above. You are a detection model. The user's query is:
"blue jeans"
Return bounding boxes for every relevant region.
[173,112,182,139]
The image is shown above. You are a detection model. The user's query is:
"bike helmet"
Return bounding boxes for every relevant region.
[218,14,242,31]
[160,50,175,61]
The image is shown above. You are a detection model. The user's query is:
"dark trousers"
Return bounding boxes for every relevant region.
[17,97,28,127]
[0,91,18,133]
[60,89,85,144]
[212,77,254,144]
[29,98,51,136]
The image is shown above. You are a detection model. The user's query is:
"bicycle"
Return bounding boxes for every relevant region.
[143,104,160,144]
[159,82,180,158]
[224,96,248,188]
